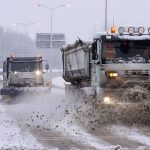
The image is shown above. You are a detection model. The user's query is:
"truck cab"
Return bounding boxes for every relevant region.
[3,56,51,88]
[92,26,150,102]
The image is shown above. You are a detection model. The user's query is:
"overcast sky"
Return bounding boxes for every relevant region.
[0,0,150,43]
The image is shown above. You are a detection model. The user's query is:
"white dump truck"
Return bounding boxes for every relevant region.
[1,56,51,97]
[61,26,150,104]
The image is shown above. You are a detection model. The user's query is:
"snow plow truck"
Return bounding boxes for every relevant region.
[0,56,51,98]
[61,26,150,105]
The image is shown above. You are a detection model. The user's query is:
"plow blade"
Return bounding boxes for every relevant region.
[0,88,23,97]
[0,87,51,97]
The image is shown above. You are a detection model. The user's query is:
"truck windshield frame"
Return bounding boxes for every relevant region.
[10,61,42,72]
[101,40,150,64]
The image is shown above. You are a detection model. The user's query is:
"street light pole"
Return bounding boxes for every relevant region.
[15,23,38,35]
[38,4,70,68]
[25,24,27,35]
[50,9,53,49]
[38,4,70,48]
[105,0,108,31]
[13,22,38,56]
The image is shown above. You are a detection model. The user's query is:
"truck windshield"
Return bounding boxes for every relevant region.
[10,62,42,72]
[102,40,150,63]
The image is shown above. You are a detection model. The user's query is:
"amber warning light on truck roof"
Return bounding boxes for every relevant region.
[111,26,116,33]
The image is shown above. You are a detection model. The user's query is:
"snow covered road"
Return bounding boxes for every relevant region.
[0,76,150,150]
[0,105,45,150]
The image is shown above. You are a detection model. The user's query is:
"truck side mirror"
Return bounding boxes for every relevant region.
[45,64,49,70]
[92,42,98,60]
[3,62,6,72]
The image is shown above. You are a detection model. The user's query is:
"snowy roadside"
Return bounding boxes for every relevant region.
[0,105,46,150]
[52,76,69,89]
[0,76,65,150]
[109,125,150,147]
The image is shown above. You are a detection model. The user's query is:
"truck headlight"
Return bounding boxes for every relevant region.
[118,27,125,34]
[103,97,111,104]
[107,72,118,78]
[128,27,135,34]
[111,72,118,77]
[35,70,41,76]
[14,71,18,75]
[148,27,150,34]
[138,27,145,34]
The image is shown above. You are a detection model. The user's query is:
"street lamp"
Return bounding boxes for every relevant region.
[38,4,71,48]
[12,22,39,56]
[13,22,39,35]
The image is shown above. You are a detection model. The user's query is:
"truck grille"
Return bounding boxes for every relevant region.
[124,70,149,78]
